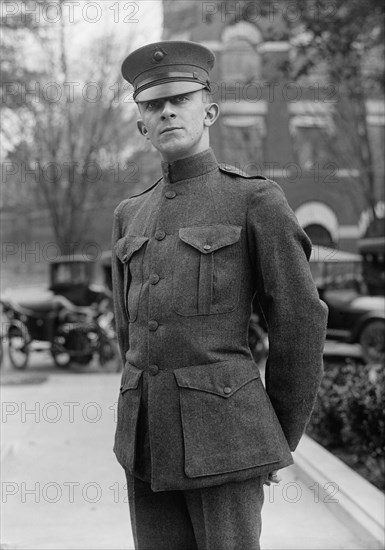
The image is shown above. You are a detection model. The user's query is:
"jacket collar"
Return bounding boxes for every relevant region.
[161,148,218,184]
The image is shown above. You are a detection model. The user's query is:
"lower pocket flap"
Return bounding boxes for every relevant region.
[174,361,260,398]
[120,364,143,392]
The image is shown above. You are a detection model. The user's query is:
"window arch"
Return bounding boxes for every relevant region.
[295,201,339,247]
[303,224,335,248]
[221,22,263,82]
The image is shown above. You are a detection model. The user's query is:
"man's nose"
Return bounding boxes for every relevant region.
[160,101,176,119]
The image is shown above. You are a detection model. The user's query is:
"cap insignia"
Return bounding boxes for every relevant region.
[152,48,166,62]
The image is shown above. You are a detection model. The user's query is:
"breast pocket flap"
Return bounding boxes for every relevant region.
[174,362,260,398]
[114,235,149,263]
[120,364,143,393]
[179,225,241,254]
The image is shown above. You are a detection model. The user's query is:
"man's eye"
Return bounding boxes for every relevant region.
[145,101,160,110]
[174,95,189,103]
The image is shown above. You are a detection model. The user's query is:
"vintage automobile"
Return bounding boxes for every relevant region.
[358,236,385,296]
[310,245,385,364]
[0,253,118,370]
[49,253,113,306]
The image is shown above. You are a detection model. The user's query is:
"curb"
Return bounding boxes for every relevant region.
[294,435,385,549]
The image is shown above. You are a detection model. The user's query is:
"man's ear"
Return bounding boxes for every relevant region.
[137,120,149,139]
[204,102,220,127]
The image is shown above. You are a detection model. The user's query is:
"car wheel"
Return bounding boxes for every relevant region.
[359,320,385,364]
[8,326,30,369]
[99,334,121,372]
[51,335,71,368]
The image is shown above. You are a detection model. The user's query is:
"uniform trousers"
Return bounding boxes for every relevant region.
[125,471,265,550]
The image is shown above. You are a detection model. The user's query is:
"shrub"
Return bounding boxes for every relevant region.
[307,358,385,491]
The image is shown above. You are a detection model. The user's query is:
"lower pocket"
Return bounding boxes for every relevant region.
[114,364,143,471]
[174,362,282,478]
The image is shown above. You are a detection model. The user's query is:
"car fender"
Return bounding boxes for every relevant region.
[7,318,31,341]
[351,310,385,342]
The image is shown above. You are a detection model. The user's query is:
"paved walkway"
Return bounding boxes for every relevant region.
[0,364,379,550]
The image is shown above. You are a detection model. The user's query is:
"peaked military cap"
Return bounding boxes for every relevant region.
[121,41,215,102]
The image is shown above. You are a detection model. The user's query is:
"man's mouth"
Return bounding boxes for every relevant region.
[160,127,182,134]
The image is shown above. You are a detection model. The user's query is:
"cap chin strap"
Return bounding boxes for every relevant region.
[134,74,211,100]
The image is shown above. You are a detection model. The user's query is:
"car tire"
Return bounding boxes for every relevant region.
[8,326,30,370]
[51,335,71,369]
[359,320,385,364]
[99,334,121,372]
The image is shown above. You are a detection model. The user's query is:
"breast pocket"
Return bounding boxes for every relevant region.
[114,235,149,322]
[172,225,242,316]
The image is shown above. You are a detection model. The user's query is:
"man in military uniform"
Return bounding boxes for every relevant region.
[112,41,327,550]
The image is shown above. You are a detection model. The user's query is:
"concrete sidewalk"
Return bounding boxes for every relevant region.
[0,370,382,550]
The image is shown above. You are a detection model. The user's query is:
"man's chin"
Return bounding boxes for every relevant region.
[159,144,190,162]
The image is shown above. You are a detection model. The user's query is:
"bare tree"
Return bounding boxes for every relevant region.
[1,0,145,251]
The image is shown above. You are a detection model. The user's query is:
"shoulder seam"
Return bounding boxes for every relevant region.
[114,176,163,217]
[218,163,266,180]
[114,198,130,217]
[129,177,163,199]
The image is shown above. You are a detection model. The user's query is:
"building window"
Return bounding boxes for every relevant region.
[293,126,336,170]
[221,22,262,83]
[295,201,339,247]
[366,100,385,184]
[304,224,335,248]
[289,102,336,170]
[221,115,265,167]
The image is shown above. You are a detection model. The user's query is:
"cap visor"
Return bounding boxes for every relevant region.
[136,81,206,102]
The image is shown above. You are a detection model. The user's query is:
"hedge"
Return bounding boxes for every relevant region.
[307,358,385,491]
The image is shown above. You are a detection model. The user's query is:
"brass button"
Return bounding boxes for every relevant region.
[223,387,232,395]
[203,244,212,251]
[153,50,164,62]
[148,320,159,331]
[148,364,159,376]
[165,191,176,199]
[149,274,160,285]
[155,230,166,241]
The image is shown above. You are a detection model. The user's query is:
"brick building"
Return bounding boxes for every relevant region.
[162,1,385,252]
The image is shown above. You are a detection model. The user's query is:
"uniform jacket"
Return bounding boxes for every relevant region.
[111,148,328,492]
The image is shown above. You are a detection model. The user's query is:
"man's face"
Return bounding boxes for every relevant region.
[137,90,216,162]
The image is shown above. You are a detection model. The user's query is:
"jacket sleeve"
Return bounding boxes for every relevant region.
[246,180,328,451]
[111,203,130,363]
